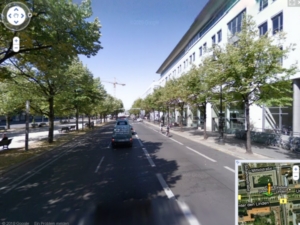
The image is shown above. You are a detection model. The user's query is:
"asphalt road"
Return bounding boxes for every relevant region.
[0,120,236,225]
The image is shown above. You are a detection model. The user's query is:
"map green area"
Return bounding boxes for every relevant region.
[237,162,300,225]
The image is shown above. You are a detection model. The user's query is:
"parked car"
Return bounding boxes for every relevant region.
[111,125,133,148]
[137,118,143,122]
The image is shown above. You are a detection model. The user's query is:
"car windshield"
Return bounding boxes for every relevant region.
[117,121,128,125]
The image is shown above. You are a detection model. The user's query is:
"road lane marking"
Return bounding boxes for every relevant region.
[224,166,235,173]
[95,157,105,173]
[1,143,79,191]
[156,173,201,225]
[170,138,183,145]
[156,173,174,199]
[177,200,201,225]
[186,147,216,162]
[142,148,156,167]
[3,146,77,194]
[135,134,143,147]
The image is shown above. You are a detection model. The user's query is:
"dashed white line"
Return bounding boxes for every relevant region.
[135,134,143,147]
[156,173,201,225]
[169,138,183,145]
[95,157,104,173]
[177,200,201,225]
[224,166,235,173]
[156,173,175,199]
[142,148,156,167]
[186,147,217,162]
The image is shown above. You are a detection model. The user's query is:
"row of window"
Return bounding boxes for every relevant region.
[259,12,283,36]
[260,0,277,12]
[184,0,236,53]
[163,5,283,81]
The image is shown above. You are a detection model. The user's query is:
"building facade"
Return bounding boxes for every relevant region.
[147,0,300,134]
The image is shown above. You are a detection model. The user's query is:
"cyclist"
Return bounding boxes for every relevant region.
[166,124,170,137]
[160,121,163,132]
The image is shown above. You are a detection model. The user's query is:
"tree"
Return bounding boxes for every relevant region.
[9,54,88,143]
[129,98,143,116]
[0,81,25,129]
[0,0,102,68]
[181,64,214,139]
[210,15,297,153]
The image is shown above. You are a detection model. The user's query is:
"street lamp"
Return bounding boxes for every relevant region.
[212,45,224,145]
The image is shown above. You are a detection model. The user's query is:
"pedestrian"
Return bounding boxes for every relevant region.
[1,133,8,141]
[160,121,164,132]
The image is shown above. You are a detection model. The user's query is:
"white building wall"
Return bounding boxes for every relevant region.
[152,0,299,131]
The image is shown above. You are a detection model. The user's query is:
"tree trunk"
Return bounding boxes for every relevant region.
[245,99,252,154]
[88,116,91,128]
[5,115,11,129]
[48,97,55,143]
[167,106,170,125]
[76,106,79,131]
[201,103,208,140]
[180,104,184,131]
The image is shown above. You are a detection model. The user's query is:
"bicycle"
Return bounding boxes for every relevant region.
[166,126,170,137]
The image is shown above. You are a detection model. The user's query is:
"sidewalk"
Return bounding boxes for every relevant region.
[0,121,96,150]
[144,121,300,160]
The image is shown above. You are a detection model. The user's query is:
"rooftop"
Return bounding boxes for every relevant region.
[156,0,231,75]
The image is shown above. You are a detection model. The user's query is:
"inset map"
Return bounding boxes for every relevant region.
[236,161,300,225]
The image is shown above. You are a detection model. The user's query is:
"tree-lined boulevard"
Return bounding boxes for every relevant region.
[130,15,297,154]
[0,120,235,225]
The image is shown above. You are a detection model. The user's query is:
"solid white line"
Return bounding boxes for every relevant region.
[156,173,175,199]
[135,135,143,147]
[142,148,156,167]
[95,157,104,173]
[224,166,235,173]
[170,138,183,145]
[177,200,201,225]
[186,147,216,162]
[1,143,78,191]
[3,146,76,194]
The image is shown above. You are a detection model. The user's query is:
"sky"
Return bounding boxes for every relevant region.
[76,0,209,110]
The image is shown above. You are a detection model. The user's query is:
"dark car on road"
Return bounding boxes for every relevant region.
[112,124,133,147]
[115,119,135,135]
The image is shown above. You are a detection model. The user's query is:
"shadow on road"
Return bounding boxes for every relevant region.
[0,126,184,225]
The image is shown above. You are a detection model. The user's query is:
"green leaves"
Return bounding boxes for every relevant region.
[0,0,103,66]
[209,15,296,106]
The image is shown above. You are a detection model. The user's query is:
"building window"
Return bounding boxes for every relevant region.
[258,22,268,36]
[217,29,222,42]
[203,43,207,53]
[199,46,202,56]
[189,55,192,64]
[272,12,283,35]
[192,52,195,61]
[259,0,268,11]
[212,35,216,45]
[228,9,246,36]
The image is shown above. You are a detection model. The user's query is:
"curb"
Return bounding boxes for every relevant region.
[0,122,110,176]
[143,121,272,160]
